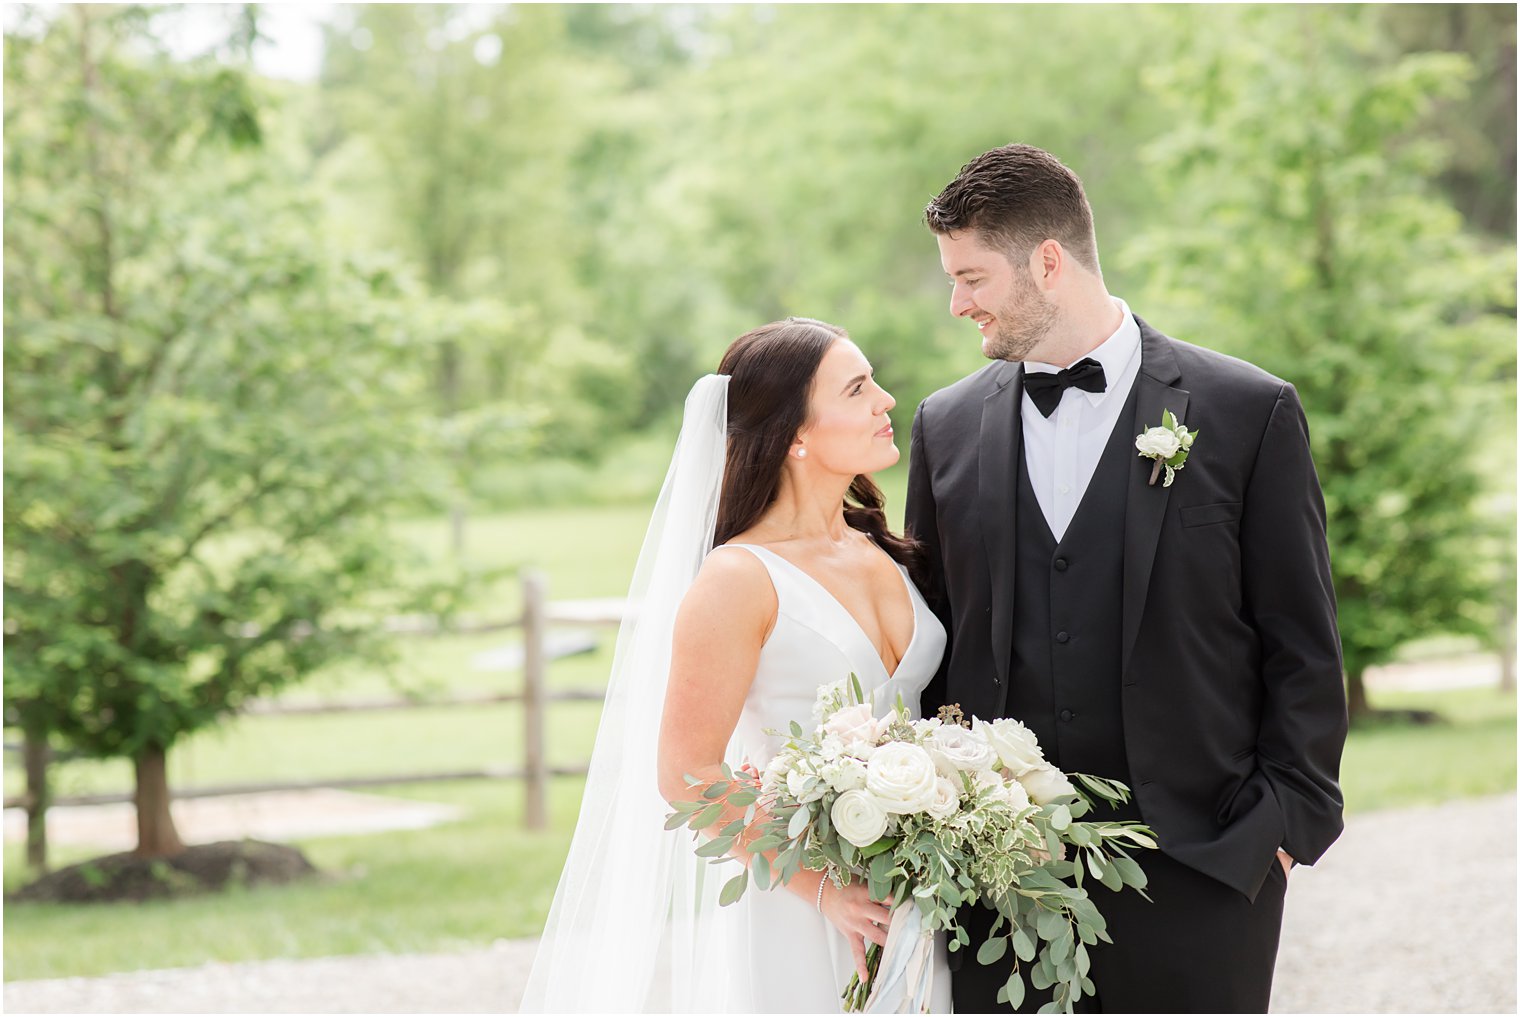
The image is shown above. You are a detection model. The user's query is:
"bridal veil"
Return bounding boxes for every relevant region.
[519,375,752,1012]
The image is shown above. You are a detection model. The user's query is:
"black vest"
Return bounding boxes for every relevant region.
[1008,387,1140,820]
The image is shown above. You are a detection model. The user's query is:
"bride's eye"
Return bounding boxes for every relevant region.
[851,383,864,396]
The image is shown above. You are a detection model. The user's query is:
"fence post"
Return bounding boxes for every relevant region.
[22,725,50,871]
[522,569,548,830]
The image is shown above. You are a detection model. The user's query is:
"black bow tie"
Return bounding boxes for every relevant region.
[1022,358,1107,417]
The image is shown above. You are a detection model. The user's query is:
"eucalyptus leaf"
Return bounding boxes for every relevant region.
[1003,974,1026,1010]
[751,853,772,891]
[787,807,810,839]
[694,835,734,857]
[977,936,1008,966]
[719,872,747,906]
[1111,855,1148,889]
[1036,906,1066,942]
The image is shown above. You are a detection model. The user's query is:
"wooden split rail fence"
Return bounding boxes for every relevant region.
[4,570,624,870]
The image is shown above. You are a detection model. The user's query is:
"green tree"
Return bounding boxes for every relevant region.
[1123,6,1516,718]
[4,5,440,858]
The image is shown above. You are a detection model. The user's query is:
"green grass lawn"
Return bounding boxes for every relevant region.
[4,496,1514,982]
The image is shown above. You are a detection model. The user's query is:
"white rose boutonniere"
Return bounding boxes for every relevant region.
[1135,409,1198,487]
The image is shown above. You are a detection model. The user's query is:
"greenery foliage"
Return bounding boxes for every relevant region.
[1122,5,1516,702]
[3,6,467,850]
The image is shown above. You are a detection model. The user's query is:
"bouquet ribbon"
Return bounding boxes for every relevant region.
[862,901,937,1014]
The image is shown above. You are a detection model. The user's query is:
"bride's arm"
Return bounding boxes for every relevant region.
[657,547,890,981]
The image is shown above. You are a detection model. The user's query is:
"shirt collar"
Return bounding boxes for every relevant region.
[1024,298,1140,407]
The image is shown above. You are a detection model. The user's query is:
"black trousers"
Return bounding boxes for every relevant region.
[950,852,1288,1013]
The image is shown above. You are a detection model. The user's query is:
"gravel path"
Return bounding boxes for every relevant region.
[7,793,1514,1014]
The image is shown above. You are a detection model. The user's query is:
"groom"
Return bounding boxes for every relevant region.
[905,144,1348,1012]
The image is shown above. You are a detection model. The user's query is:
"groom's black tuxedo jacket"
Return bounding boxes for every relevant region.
[905,317,1347,900]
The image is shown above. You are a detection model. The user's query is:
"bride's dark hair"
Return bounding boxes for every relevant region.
[713,317,923,585]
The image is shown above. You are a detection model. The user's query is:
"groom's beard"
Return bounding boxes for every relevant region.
[983,272,1060,362]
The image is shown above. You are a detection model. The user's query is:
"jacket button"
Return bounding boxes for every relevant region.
[1059,709,1073,722]
[1053,557,1068,571]
[1055,631,1070,644]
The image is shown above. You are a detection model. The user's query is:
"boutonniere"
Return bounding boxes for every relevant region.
[1135,409,1197,488]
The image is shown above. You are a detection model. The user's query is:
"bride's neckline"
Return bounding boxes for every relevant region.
[724,541,920,681]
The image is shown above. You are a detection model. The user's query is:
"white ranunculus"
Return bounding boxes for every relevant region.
[832,789,890,848]
[926,776,961,820]
[1019,762,1078,806]
[865,742,940,815]
[820,756,869,793]
[1135,426,1182,459]
[927,724,1000,780]
[823,703,885,749]
[1177,426,1196,451]
[972,717,1047,776]
[786,764,825,804]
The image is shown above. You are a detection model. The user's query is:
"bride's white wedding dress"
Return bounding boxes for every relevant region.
[716,543,953,1014]
[520,376,951,1014]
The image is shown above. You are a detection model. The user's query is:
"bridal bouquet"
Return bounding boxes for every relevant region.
[667,676,1156,1014]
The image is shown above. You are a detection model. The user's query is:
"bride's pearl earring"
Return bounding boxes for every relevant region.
[796,448,807,459]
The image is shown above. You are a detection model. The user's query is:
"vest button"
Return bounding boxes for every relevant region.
[1053,557,1069,571]
[1059,709,1074,722]
[1055,630,1070,644]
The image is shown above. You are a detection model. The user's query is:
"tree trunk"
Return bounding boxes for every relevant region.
[1345,665,1370,720]
[133,744,186,858]
[22,722,50,872]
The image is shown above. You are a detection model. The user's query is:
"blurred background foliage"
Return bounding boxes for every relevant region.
[1,0,1514,980]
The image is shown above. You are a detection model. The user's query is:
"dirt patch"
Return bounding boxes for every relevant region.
[7,839,318,904]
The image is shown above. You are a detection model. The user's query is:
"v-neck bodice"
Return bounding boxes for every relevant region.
[717,542,948,770]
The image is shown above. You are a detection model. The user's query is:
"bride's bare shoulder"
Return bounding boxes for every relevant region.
[677,542,777,635]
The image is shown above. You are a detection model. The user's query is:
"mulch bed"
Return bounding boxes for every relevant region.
[7,839,319,904]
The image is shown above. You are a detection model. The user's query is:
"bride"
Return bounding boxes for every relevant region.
[520,318,951,1013]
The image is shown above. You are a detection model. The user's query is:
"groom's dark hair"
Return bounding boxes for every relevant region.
[924,144,1101,275]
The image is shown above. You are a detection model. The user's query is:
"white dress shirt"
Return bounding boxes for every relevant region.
[1021,298,1142,541]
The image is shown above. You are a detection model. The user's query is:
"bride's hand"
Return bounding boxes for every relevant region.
[818,877,893,982]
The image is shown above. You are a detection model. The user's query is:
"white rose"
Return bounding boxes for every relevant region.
[786,764,825,804]
[761,752,794,794]
[865,742,940,814]
[820,756,869,793]
[972,717,1047,776]
[926,776,961,820]
[1002,775,1032,813]
[926,725,1000,779]
[1019,763,1078,806]
[974,769,1009,804]
[823,703,885,749]
[1135,426,1182,459]
[832,789,890,848]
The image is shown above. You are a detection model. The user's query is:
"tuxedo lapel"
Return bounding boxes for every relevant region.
[979,361,1022,690]
[1121,324,1189,682]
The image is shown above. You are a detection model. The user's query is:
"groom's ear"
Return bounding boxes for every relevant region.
[1033,239,1064,290]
